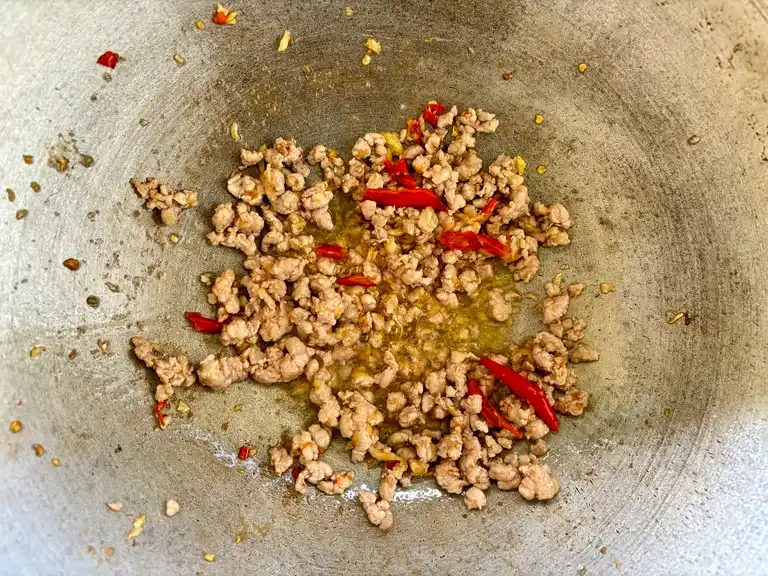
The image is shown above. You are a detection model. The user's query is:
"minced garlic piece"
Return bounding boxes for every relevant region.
[362,54,371,66]
[127,515,146,540]
[278,30,291,52]
[365,38,382,54]
[599,282,615,294]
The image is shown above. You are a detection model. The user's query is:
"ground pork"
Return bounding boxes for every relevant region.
[130,178,197,225]
[131,101,601,531]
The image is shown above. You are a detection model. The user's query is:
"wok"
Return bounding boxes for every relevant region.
[1,0,767,573]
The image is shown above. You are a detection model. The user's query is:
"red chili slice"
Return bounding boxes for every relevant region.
[479,199,499,218]
[423,102,446,126]
[184,312,225,333]
[292,466,302,480]
[237,445,250,460]
[363,188,447,211]
[315,244,347,260]
[406,118,423,143]
[476,234,511,258]
[336,274,377,287]
[439,229,511,258]
[97,51,119,69]
[467,380,522,438]
[383,158,408,175]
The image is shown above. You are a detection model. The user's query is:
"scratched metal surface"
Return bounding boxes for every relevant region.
[1,0,767,574]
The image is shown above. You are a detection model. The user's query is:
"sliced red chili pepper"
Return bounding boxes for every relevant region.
[423,102,446,127]
[315,244,347,260]
[153,400,168,428]
[439,229,481,251]
[406,118,423,143]
[336,274,377,287]
[439,229,511,258]
[467,380,523,438]
[479,199,499,218]
[237,445,250,460]
[383,158,408,175]
[385,460,398,470]
[363,188,447,211]
[292,465,302,480]
[476,234,511,258]
[479,357,560,432]
[184,312,224,333]
[395,174,418,187]
[97,51,119,69]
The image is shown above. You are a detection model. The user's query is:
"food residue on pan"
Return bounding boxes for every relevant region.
[130,101,601,531]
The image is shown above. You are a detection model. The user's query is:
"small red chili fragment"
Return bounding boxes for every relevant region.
[184,312,224,333]
[336,274,377,287]
[439,229,511,259]
[406,118,423,143]
[315,244,347,260]
[213,4,237,25]
[97,51,119,69]
[383,159,417,187]
[479,199,499,219]
[385,460,398,470]
[291,466,302,480]
[237,445,250,460]
[153,400,168,428]
[423,102,446,126]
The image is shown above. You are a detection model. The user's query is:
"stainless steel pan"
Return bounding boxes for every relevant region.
[2,0,767,573]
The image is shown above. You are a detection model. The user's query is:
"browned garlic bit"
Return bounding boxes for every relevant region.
[131,102,602,532]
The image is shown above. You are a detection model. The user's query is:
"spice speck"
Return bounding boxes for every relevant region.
[23,155,34,165]
[195,19,206,29]
[229,122,241,142]
[687,135,700,146]
[86,295,101,308]
[30,181,41,193]
[29,346,45,358]
[578,62,588,73]
[536,165,547,175]
[362,54,372,66]
[105,282,120,293]
[32,443,45,457]
[127,515,146,540]
[7,188,15,202]
[203,553,216,562]
[344,6,353,16]
[9,420,23,433]
[502,72,514,80]
[63,258,81,271]
[68,349,79,361]
[176,400,191,413]
[173,54,186,66]
[534,114,544,125]
[16,209,28,220]
[139,118,150,127]
[169,233,180,244]
[51,457,61,467]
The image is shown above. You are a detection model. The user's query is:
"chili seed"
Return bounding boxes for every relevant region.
[534,114,544,125]
[23,154,33,165]
[344,6,353,16]
[578,62,588,73]
[233,403,243,412]
[29,346,45,358]
[195,19,206,29]
[80,155,95,168]
[103,72,112,82]
[536,165,547,174]
[68,349,78,361]
[86,295,101,308]
[30,181,41,193]
[32,443,45,456]
[16,209,28,220]
[6,188,15,202]
[687,135,700,145]
[106,547,114,557]
[203,553,215,562]
[9,420,23,433]
[176,400,190,413]
[502,72,514,80]
[169,233,180,244]
[599,282,615,294]
[51,457,61,466]
[173,54,186,66]
[105,282,121,293]
[361,54,371,66]
[63,258,81,271]
[139,118,150,127]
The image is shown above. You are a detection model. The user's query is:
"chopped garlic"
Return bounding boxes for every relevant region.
[362,54,372,66]
[166,499,180,517]
[578,62,588,73]
[344,6,353,16]
[536,165,547,174]
[127,515,146,540]
[230,121,241,142]
[278,30,291,52]
[513,156,526,175]
[29,346,45,358]
[534,114,544,125]
[365,38,382,54]
[203,553,216,562]
[599,282,615,294]
[107,501,123,512]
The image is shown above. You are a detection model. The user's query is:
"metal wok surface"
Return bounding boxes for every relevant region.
[1,0,767,573]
